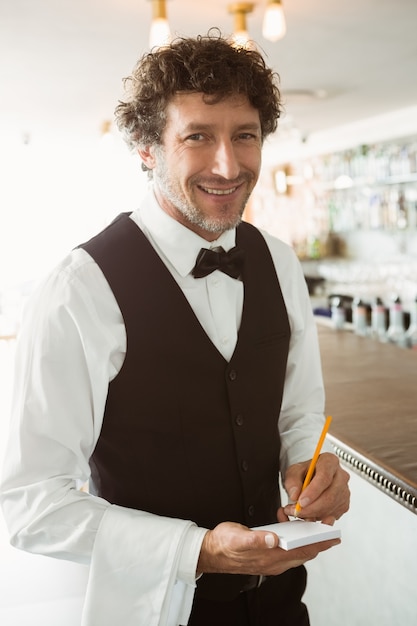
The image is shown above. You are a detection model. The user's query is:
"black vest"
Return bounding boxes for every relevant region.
[80,214,290,600]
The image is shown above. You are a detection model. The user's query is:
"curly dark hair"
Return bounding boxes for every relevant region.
[114,29,282,150]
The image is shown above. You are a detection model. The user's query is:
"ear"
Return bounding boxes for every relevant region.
[138,145,156,170]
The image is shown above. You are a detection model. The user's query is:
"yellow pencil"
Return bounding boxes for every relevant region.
[293,415,333,518]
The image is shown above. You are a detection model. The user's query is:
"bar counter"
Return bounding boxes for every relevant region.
[316,319,417,514]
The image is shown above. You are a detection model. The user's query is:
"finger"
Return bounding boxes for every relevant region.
[277,507,290,523]
[283,485,347,519]
[283,461,309,502]
[283,472,350,520]
[283,502,303,518]
[303,537,341,556]
[297,453,339,504]
[251,530,280,549]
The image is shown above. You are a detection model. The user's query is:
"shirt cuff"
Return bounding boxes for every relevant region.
[177,524,208,584]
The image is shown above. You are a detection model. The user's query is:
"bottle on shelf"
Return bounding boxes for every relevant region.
[331,297,346,330]
[405,296,417,349]
[387,296,407,348]
[371,296,387,342]
[353,297,368,336]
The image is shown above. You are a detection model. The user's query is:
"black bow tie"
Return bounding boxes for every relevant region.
[191,246,245,280]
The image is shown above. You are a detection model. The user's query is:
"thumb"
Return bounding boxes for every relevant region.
[283,461,309,502]
[286,485,300,503]
[252,530,279,549]
[263,531,279,548]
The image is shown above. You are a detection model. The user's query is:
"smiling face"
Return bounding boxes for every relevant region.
[139,92,263,241]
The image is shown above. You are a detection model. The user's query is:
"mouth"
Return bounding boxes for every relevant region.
[198,185,239,196]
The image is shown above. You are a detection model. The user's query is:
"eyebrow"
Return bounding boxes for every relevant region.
[183,122,261,133]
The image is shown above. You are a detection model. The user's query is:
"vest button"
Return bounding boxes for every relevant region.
[241,460,249,472]
[235,414,244,426]
[228,369,237,381]
[248,505,255,517]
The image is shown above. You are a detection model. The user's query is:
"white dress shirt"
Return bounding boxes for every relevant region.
[0,188,330,626]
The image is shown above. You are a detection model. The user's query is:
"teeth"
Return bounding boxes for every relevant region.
[202,186,237,196]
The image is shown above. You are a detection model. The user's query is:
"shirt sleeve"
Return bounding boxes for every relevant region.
[262,233,333,478]
[0,248,204,626]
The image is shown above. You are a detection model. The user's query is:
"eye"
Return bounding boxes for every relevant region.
[237,132,258,141]
[186,133,204,141]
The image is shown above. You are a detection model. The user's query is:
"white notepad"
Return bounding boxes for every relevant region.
[253,520,341,550]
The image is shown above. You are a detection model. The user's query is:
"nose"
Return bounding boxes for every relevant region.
[210,139,240,180]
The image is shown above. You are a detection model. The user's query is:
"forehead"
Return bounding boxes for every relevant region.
[164,92,261,129]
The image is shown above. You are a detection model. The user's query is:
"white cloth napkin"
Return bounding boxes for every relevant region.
[81,505,196,626]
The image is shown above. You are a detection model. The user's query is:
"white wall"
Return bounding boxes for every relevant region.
[0,340,88,626]
[0,131,147,292]
[304,468,417,626]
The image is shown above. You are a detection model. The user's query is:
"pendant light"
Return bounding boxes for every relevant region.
[228,2,255,48]
[262,0,287,42]
[149,0,171,49]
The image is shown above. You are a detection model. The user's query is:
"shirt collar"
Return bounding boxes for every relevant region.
[131,187,237,277]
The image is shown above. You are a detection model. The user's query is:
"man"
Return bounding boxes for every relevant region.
[1,32,349,626]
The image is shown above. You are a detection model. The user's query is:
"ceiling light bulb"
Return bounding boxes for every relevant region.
[228,3,255,49]
[149,0,171,49]
[262,0,286,42]
[231,29,251,48]
[149,17,171,48]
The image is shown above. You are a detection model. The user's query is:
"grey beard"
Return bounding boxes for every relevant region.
[178,202,244,234]
[155,174,248,234]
